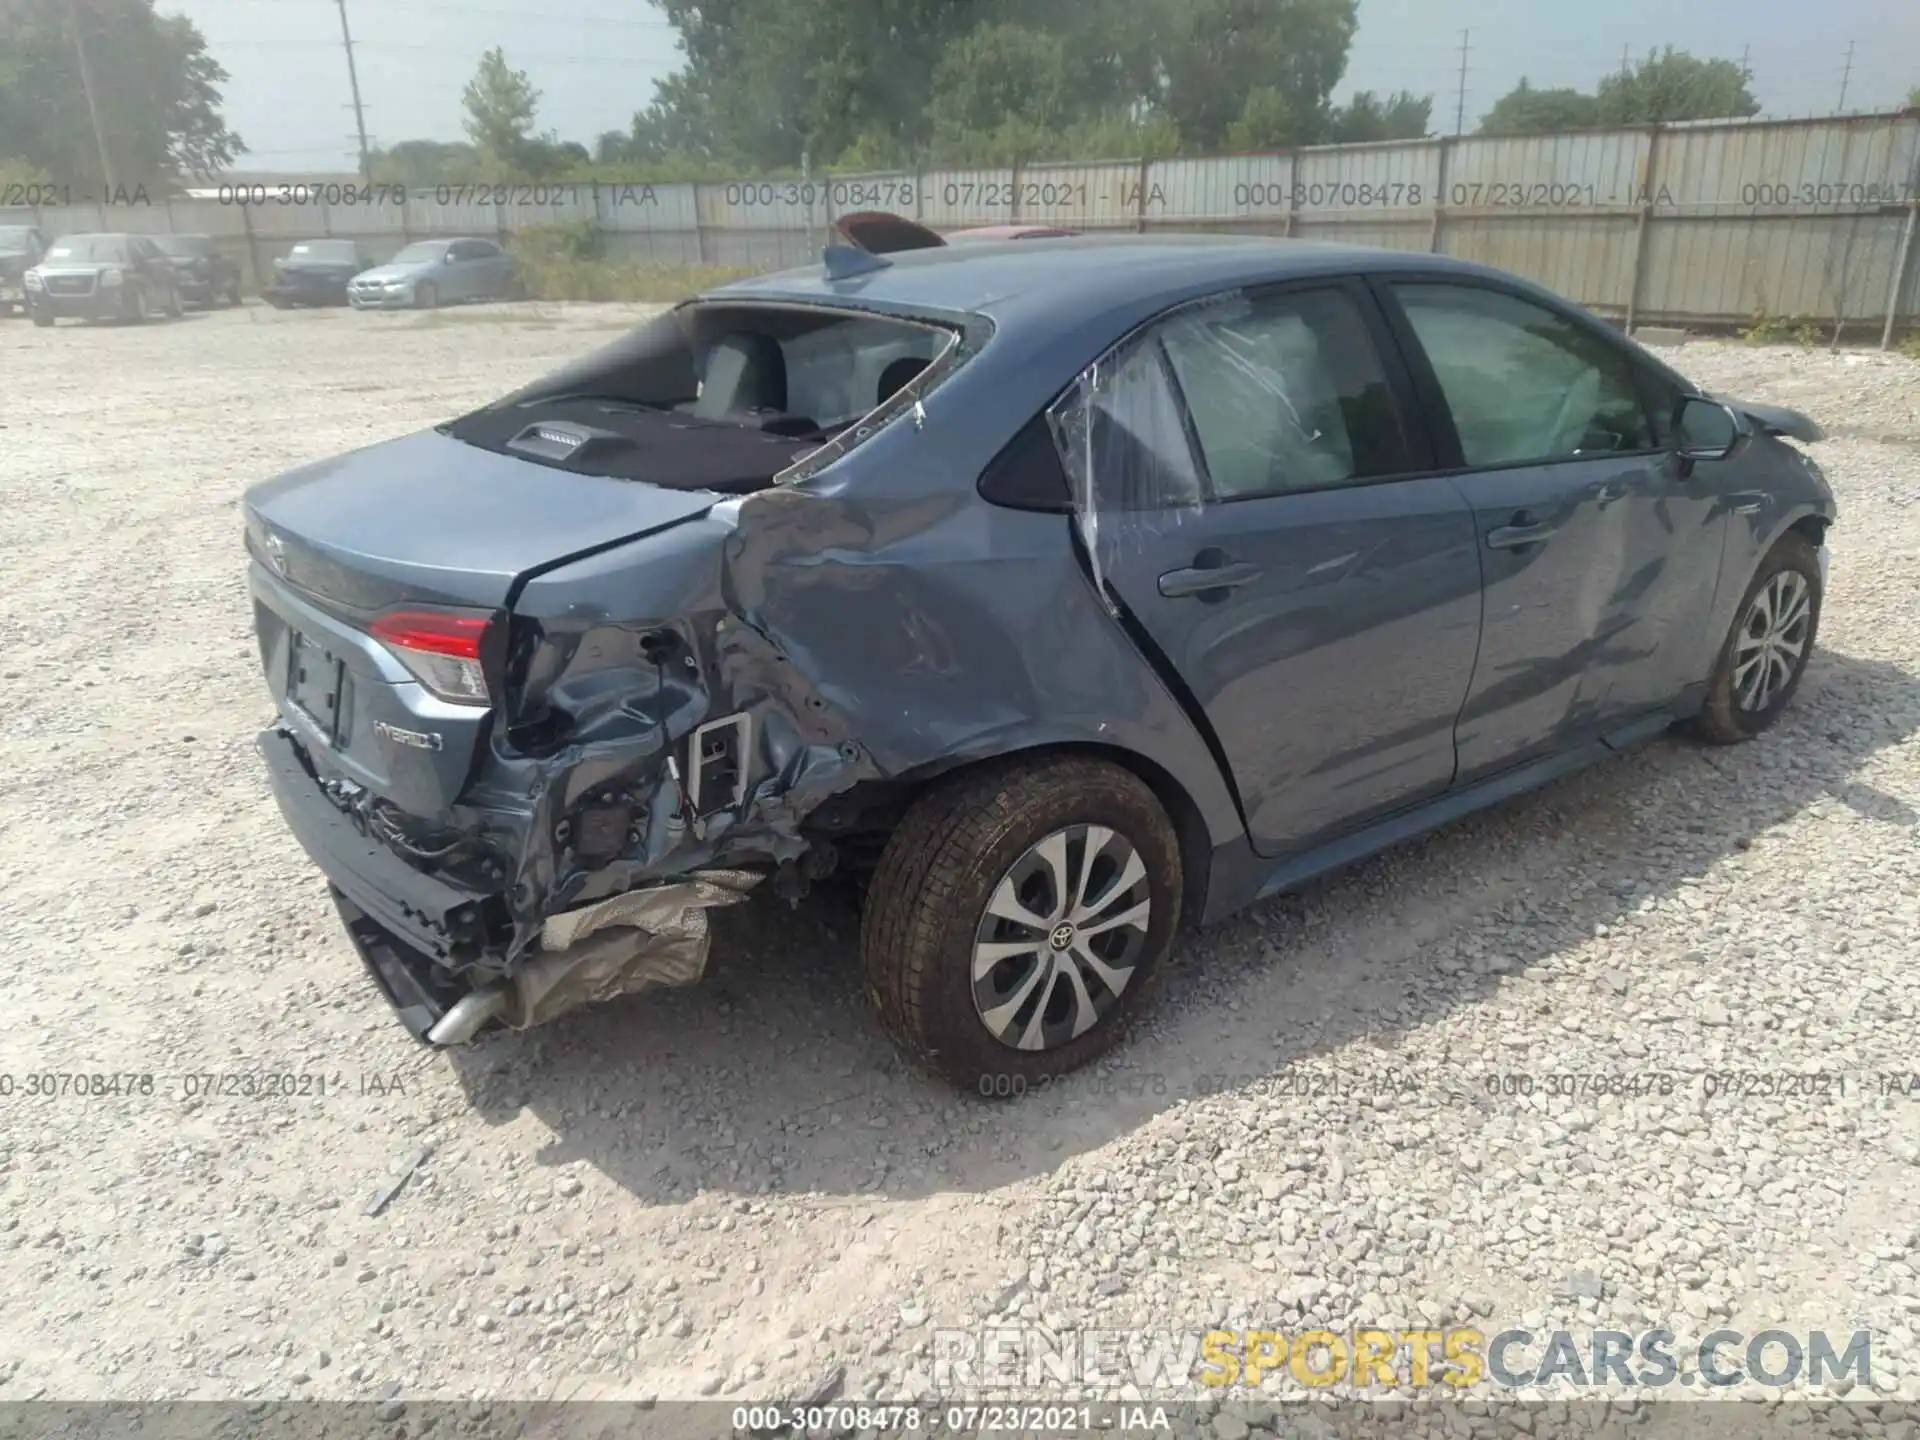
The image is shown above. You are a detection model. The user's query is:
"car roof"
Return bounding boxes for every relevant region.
[52,232,137,242]
[711,232,1502,330]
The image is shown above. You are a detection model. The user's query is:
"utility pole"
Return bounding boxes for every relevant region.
[334,0,373,179]
[1454,28,1470,135]
[1836,40,1854,113]
[1620,44,1631,79]
[66,0,117,193]
[1738,44,1750,80]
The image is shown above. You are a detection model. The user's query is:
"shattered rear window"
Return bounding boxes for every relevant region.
[445,301,968,490]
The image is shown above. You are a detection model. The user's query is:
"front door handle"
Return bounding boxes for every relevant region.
[1486,516,1559,550]
[1158,560,1264,598]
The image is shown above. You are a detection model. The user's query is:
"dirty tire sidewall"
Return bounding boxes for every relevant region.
[1689,531,1822,745]
[860,758,1182,1096]
[415,282,438,310]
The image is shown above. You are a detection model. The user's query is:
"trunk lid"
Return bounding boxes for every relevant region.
[245,428,718,816]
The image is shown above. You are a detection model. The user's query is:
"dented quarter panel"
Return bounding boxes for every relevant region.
[481,385,1247,963]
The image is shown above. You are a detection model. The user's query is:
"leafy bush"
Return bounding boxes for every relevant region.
[1739,312,1824,347]
[506,227,754,301]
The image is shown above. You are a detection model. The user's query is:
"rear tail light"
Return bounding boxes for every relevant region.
[369,609,492,706]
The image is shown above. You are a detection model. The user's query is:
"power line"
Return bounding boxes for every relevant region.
[1453,28,1469,135]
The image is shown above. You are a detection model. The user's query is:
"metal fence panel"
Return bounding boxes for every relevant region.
[917,168,1019,228]
[1012,162,1144,229]
[1292,139,1440,218]
[1441,214,1641,312]
[5,112,1916,334]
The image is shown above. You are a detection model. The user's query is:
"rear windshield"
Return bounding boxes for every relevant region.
[45,236,128,263]
[0,227,38,248]
[288,241,360,261]
[443,301,965,491]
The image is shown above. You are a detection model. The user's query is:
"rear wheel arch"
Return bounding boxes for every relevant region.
[817,739,1216,924]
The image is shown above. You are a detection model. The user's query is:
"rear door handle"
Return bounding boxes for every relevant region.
[1158,561,1264,598]
[1486,521,1558,550]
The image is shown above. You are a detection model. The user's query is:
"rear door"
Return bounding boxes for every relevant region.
[1377,279,1721,781]
[1065,280,1485,857]
[466,238,511,296]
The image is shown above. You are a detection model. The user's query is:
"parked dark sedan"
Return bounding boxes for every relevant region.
[0,224,49,316]
[245,235,1834,1090]
[25,232,183,325]
[262,239,371,308]
[150,232,243,307]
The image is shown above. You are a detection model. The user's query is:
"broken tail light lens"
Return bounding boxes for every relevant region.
[369,610,492,706]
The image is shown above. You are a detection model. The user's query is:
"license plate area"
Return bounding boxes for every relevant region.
[286,631,352,748]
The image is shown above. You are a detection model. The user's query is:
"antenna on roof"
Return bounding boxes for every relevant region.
[823,243,892,281]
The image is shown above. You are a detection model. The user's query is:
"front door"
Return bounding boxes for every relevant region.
[1379,279,1726,781]
[1063,280,1484,857]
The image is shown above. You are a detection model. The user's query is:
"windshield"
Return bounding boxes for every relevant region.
[288,241,359,262]
[150,235,212,257]
[44,236,128,263]
[390,242,447,264]
[0,227,36,249]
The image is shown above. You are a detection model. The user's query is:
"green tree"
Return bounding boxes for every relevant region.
[1478,79,1602,135]
[1328,89,1433,143]
[1148,0,1360,151]
[625,0,1365,168]
[461,47,541,172]
[369,138,482,185]
[0,0,243,186]
[1594,48,1759,125]
[1906,85,1920,110]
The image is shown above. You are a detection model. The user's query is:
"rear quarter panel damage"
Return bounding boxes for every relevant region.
[481,384,1246,972]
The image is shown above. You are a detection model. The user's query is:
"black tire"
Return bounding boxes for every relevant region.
[415,281,438,310]
[31,309,53,328]
[166,285,183,318]
[126,286,149,324]
[226,280,242,306]
[860,756,1183,1094]
[1686,531,1822,744]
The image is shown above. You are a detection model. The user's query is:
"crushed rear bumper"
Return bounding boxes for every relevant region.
[262,725,762,1044]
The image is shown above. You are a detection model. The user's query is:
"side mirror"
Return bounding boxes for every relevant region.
[1676,396,1746,462]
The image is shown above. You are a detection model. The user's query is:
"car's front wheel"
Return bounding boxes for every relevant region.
[31,307,53,328]
[860,757,1182,1093]
[414,281,438,310]
[1688,531,1822,744]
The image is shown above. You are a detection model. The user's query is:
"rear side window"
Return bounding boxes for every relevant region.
[1157,287,1411,498]
[1391,282,1655,467]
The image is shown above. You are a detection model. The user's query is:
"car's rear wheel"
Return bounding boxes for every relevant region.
[415,281,438,310]
[860,757,1182,1094]
[1687,531,1822,744]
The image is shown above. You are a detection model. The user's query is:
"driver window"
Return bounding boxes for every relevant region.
[1391,283,1654,468]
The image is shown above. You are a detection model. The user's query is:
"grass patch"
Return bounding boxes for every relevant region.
[507,224,757,302]
[1738,312,1824,347]
[1898,333,1920,361]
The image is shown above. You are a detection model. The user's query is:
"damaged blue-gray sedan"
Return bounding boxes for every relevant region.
[245,232,1835,1091]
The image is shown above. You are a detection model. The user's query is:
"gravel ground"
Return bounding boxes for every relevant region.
[1,303,1917,1425]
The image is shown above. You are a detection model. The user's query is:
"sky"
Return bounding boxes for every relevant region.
[170,0,1920,175]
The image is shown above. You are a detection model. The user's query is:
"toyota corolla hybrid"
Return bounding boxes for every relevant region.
[245,233,1833,1091]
